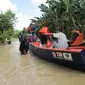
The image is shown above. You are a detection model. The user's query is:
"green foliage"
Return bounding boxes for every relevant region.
[0,31,7,43]
[0,10,17,43]
[13,30,21,38]
[6,29,14,40]
[31,0,85,39]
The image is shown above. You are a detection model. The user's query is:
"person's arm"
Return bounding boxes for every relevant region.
[52,33,60,38]
[43,33,52,36]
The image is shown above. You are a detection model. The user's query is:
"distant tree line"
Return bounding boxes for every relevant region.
[0,9,20,43]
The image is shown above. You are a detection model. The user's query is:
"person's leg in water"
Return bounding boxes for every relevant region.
[23,49,27,55]
[23,42,29,55]
[20,40,28,55]
[23,45,28,55]
[24,43,29,54]
[25,47,29,54]
[19,42,24,55]
[24,36,30,54]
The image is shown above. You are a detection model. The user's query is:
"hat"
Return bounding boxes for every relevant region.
[39,27,49,33]
[72,26,80,30]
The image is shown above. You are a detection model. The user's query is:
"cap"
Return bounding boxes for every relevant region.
[72,26,80,30]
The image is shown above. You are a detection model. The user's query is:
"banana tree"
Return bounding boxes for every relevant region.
[31,0,85,39]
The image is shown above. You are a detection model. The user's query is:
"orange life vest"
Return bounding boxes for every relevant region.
[71,30,82,46]
[39,27,49,34]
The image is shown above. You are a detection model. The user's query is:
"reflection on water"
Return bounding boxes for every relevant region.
[0,40,85,85]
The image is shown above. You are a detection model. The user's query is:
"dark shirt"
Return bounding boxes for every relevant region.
[18,34,23,42]
[72,32,79,41]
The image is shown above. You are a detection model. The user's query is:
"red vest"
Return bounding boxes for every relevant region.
[71,30,82,46]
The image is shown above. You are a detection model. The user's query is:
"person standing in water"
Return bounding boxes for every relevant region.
[18,28,29,55]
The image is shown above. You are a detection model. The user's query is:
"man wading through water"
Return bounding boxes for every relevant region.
[18,28,32,55]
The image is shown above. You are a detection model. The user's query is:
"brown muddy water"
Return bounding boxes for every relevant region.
[0,40,85,85]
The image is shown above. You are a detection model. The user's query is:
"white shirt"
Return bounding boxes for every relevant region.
[52,41,60,48]
[53,32,68,48]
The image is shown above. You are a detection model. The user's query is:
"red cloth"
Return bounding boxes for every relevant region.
[46,40,52,48]
[33,42,40,46]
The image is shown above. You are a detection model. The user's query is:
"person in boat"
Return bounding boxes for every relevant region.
[51,36,59,48]
[68,26,83,47]
[32,33,37,42]
[52,29,68,48]
[39,26,49,47]
[45,35,52,48]
[27,24,32,34]
[31,27,37,42]
[27,24,37,42]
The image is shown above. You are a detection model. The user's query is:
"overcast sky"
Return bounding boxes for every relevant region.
[0,0,47,30]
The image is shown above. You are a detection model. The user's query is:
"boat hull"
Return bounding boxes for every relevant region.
[29,42,85,70]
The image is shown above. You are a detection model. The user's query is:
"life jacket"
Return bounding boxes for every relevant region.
[71,30,82,46]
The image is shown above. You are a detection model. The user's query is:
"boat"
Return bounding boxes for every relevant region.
[29,41,85,70]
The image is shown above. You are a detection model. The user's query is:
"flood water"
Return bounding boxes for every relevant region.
[0,40,85,85]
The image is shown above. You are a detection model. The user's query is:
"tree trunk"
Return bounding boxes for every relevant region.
[7,41,11,44]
